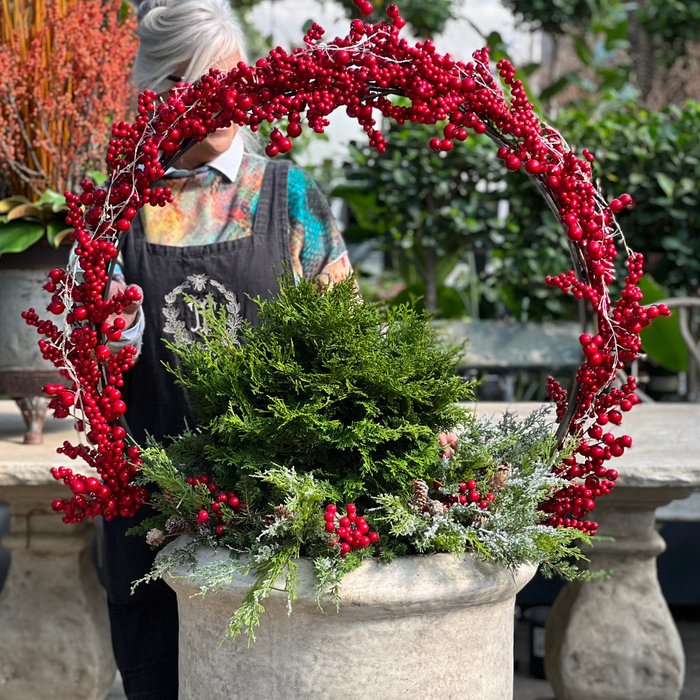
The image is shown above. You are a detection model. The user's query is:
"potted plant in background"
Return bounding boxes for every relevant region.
[0,0,136,442]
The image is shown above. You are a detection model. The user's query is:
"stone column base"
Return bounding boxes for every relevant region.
[0,484,116,700]
[545,486,691,700]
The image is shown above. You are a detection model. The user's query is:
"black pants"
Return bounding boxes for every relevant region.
[104,509,179,700]
[108,593,179,700]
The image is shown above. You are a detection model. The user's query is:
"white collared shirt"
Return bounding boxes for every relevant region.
[165,130,245,182]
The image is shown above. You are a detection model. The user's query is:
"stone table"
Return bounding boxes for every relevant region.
[0,400,116,700]
[474,402,700,700]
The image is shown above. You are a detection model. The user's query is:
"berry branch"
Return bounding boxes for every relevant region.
[24,3,666,533]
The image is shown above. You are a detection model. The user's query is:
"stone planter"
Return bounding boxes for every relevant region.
[165,539,536,700]
[0,246,68,443]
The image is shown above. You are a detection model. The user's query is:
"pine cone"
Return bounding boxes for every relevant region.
[471,513,487,528]
[165,515,188,535]
[489,461,511,492]
[426,499,447,517]
[409,479,430,512]
[163,490,180,506]
[263,505,292,528]
[146,528,165,546]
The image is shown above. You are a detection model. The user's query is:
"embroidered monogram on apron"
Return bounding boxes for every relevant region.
[103,159,291,605]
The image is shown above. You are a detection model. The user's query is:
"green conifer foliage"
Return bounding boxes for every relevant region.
[167,276,473,501]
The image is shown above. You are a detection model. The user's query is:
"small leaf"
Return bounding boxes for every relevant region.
[0,195,31,214]
[36,189,68,213]
[47,220,73,248]
[86,170,109,186]
[540,72,576,102]
[574,36,592,66]
[638,277,688,373]
[0,220,46,253]
[519,62,540,77]
[655,172,675,198]
[6,204,51,221]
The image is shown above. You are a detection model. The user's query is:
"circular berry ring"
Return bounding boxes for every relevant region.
[26,6,665,530]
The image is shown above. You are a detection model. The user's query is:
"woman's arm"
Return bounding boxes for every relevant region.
[287,167,354,284]
[106,278,145,354]
[69,243,145,353]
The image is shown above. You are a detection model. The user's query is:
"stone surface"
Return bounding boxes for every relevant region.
[471,403,700,700]
[103,617,700,700]
[165,539,536,700]
[0,398,73,484]
[473,402,700,488]
[0,400,116,700]
[436,321,582,370]
[545,487,690,700]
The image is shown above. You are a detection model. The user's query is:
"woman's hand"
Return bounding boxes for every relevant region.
[108,281,144,330]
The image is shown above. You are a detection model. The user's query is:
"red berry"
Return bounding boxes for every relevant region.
[73,306,88,321]
[505,155,521,171]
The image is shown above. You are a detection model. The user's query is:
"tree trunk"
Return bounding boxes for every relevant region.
[628,4,655,103]
[423,247,438,315]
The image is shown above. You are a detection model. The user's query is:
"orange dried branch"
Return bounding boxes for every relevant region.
[0,0,137,200]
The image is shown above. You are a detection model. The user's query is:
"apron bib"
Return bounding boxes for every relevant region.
[103,159,291,604]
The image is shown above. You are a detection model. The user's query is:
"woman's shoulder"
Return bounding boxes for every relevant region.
[240,152,268,174]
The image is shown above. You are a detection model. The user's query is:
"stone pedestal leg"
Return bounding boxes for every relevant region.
[545,486,693,700]
[0,484,116,700]
[14,396,49,445]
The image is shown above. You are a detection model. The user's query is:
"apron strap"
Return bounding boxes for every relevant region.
[253,159,291,264]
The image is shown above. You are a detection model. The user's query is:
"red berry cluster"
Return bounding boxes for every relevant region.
[26,6,660,532]
[446,480,495,511]
[186,474,241,535]
[324,504,379,556]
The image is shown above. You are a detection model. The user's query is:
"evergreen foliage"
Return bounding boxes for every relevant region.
[131,279,599,644]
[166,275,472,501]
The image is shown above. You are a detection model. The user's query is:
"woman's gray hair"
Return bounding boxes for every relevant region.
[135,0,260,153]
[135,0,248,94]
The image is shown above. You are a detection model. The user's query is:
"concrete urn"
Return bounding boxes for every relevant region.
[164,539,536,700]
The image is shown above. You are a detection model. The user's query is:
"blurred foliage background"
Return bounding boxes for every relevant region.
[243,0,700,396]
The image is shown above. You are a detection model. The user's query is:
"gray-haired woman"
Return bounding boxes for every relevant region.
[105,2,352,697]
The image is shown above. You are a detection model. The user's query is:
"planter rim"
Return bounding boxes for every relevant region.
[163,536,537,616]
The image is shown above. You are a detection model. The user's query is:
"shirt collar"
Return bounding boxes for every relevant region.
[165,130,245,182]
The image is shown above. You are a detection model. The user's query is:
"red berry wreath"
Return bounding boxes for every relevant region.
[23,4,668,532]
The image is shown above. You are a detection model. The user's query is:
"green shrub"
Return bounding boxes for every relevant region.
[166,275,472,501]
